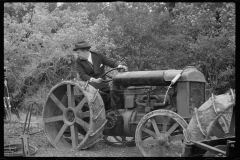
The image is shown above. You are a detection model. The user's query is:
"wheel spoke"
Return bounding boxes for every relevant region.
[76,117,89,132]
[141,126,156,138]
[75,97,87,112]
[50,93,66,111]
[43,115,63,123]
[162,122,168,133]
[71,124,78,149]
[168,134,184,142]
[162,116,170,133]
[82,111,90,118]
[166,122,179,136]
[150,118,160,135]
[53,124,68,146]
[67,84,75,108]
[220,116,229,132]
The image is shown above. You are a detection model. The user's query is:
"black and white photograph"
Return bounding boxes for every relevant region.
[4,2,235,157]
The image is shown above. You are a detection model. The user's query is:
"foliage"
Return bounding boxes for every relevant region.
[171,3,235,94]
[4,2,235,113]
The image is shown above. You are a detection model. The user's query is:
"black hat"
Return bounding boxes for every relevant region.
[73,41,91,51]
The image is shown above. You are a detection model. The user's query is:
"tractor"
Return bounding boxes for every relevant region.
[42,66,235,156]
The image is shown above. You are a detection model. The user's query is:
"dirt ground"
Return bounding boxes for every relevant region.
[4,107,233,157]
[3,111,142,157]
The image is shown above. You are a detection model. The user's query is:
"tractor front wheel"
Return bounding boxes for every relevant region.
[135,109,189,157]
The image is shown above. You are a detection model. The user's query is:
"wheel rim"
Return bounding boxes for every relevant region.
[43,80,106,151]
[135,110,189,157]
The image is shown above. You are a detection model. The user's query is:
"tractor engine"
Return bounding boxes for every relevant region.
[103,66,206,137]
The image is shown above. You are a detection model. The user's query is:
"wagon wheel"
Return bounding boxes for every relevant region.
[206,104,235,140]
[135,109,189,157]
[42,80,107,151]
[103,136,135,147]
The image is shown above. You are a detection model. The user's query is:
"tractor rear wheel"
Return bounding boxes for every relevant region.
[42,80,107,151]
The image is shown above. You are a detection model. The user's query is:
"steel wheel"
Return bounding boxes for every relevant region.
[135,110,189,157]
[43,80,107,151]
[187,90,235,142]
[206,105,235,140]
[103,136,135,147]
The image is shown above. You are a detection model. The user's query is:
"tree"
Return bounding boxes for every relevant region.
[172,2,235,93]
[4,2,235,112]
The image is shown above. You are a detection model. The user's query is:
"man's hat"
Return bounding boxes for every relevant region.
[73,41,91,51]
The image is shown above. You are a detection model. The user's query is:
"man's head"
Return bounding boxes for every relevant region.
[73,41,91,59]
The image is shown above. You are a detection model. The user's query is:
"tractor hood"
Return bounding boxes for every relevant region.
[112,66,206,87]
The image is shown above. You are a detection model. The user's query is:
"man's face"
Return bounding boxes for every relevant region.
[76,49,89,59]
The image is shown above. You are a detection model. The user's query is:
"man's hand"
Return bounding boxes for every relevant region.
[118,65,128,71]
[90,77,102,83]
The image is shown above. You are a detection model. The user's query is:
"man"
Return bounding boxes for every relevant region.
[74,41,127,112]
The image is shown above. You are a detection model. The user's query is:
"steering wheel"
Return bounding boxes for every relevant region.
[101,67,124,83]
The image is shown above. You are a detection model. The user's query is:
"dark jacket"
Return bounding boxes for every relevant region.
[75,51,119,90]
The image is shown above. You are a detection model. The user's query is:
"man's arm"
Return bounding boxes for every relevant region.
[99,52,119,68]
